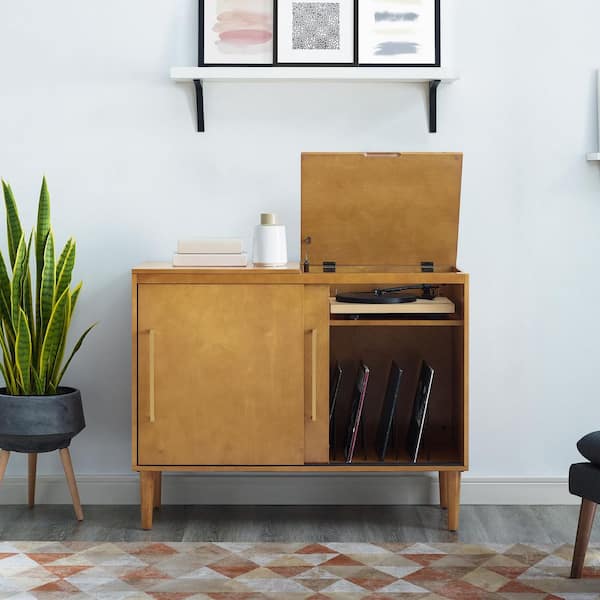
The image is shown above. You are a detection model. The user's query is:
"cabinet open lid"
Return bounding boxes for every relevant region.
[301,153,463,270]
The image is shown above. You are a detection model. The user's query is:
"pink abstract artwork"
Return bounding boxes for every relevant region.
[203,0,274,64]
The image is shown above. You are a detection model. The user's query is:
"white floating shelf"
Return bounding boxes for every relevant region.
[170,66,459,133]
[587,153,600,161]
[170,66,458,83]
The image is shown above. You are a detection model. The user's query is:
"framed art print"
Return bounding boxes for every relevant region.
[275,1,356,65]
[358,0,440,66]
[200,0,274,65]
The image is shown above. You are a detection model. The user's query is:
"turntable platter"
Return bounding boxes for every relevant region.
[335,292,418,305]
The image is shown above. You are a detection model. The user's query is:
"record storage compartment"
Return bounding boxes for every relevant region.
[328,281,467,468]
[330,325,464,466]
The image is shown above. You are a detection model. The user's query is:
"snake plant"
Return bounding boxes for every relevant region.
[0,177,95,395]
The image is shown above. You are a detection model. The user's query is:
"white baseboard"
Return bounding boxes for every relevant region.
[0,473,576,505]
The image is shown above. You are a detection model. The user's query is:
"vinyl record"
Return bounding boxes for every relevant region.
[335,292,418,305]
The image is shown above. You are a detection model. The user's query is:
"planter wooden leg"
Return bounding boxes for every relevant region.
[0,450,10,484]
[59,448,83,521]
[439,471,448,509]
[28,454,37,508]
[447,472,461,532]
[140,472,155,530]
[153,471,162,509]
[571,498,597,579]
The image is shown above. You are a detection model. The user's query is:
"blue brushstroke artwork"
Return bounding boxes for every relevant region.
[375,11,419,22]
[375,41,419,56]
[358,0,437,64]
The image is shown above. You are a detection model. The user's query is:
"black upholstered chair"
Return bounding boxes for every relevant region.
[569,431,600,578]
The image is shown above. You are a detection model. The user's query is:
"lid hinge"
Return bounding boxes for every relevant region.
[323,261,337,273]
[302,236,312,272]
[421,261,434,273]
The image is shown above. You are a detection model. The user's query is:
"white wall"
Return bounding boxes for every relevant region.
[0,0,599,503]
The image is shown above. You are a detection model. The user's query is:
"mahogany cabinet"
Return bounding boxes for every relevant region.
[132,264,468,531]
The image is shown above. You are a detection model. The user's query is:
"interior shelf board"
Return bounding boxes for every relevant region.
[329,446,462,467]
[327,460,463,468]
[330,319,464,327]
[171,66,459,83]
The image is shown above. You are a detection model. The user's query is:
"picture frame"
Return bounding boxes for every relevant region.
[275,0,357,66]
[199,0,275,66]
[358,0,440,67]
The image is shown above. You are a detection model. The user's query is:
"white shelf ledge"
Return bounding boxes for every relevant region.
[170,66,459,133]
[587,153,600,161]
[170,66,459,83]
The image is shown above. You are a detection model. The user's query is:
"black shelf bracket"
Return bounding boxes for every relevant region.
[193,79,204,132]
[191,77,444,134]
[428,79,441,133]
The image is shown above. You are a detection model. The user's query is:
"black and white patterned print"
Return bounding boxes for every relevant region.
[292,2,340,50]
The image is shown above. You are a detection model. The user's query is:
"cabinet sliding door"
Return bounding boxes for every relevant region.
[137,284,305,466]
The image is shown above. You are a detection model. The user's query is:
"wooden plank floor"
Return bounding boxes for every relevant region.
[0,505,597,543]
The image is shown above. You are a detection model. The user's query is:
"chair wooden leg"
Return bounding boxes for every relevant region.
[140,471,155,530]
[153,471,162,509]
[28,454,37,508]
[439,471,448,509]
[0,450,10,483]
[59,448,83,521]
[571,498,597,578]
[447,472,461,532]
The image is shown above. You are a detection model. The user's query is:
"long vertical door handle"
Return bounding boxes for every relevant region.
[148,329,156,423]
[311,329,318,422]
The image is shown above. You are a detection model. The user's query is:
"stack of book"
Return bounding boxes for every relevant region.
[173,239,248,267]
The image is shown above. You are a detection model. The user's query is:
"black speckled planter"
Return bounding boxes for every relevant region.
[0,388,85,453]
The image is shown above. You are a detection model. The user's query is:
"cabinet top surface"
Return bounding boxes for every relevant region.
[132,262,468,283]
[133,261,302,273]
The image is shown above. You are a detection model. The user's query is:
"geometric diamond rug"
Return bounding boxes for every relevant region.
[0,542,598,599]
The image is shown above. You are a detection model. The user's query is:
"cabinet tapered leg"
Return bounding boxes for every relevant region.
[0,450,10,483]
[140,471,155,530]
[439,471,448,509]
[28,454,37,508]
[59,448,83,521]
[447,472,461,532]
[571,498,597,578]
[153,471,162,509]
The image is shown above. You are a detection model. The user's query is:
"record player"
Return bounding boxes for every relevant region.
[300,152,464,314]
